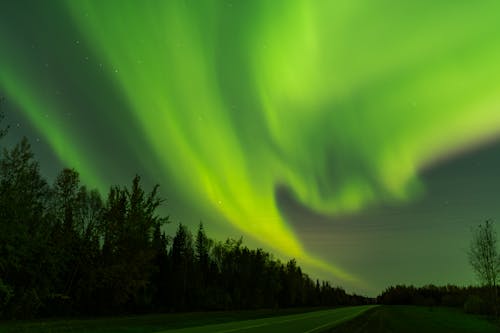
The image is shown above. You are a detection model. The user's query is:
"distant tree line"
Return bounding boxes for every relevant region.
[377,284,498,315]
[0,117,368,318]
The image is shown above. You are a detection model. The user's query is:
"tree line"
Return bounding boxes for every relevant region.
[0,120,369,318]
[378,284,498,315]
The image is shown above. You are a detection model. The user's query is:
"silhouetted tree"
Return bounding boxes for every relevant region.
[195,223,210,279]
[151,222,169,309]
[469,220,500,316]
[50,168,82,309]
[98,175,167,312]
[0,97,8,314]
[171,223,194,310]
[0,97,8,140]
[193,222,210,308]
[71,186,103,314]
[0,138,51,317]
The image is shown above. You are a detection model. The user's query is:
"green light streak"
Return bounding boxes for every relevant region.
[0,60,105,192]
[2,0,500,286]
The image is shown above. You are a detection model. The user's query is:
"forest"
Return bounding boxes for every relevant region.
[0,110,368,318]
[1,108,497,321]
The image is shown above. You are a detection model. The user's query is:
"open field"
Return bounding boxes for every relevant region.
[0,306,375,333]
[328,306,500,333]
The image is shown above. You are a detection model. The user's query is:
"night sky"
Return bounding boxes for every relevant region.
[2,0,500,296]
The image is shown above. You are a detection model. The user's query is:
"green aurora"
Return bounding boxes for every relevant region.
[2,0,500,293]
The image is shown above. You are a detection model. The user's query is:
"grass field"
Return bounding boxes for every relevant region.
[328,306,500,333]
[0,306,375,333]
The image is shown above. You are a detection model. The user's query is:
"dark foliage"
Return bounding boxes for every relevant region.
[0,135,369,319]
[377,284,499,315]
[0,97,8,140]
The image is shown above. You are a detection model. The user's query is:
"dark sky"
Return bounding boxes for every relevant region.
[2,0,500,295]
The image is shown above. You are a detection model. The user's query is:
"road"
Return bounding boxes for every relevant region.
[158,305,377,333]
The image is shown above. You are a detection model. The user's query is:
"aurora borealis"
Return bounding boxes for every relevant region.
[2,0,500,295]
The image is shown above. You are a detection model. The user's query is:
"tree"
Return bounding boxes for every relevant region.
[53,168,80,230]
[98,175,167,311]
[171,223,194,309]
[195,222,210,279]
[49,169,104,314]
[50,168,82,311]
[151,221,169,309]
[0,138,52,317]
[0,97,9,140]
[468,220,500,315]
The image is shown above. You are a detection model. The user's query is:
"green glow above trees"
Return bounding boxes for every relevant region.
[2,0,500,287]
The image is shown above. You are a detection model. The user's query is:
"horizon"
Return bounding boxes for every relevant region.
[2,1,500,297]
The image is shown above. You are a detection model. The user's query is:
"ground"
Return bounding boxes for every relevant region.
[328,306,499,333]
[1,305,498,333]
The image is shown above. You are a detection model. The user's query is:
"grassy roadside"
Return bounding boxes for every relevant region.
[327,305,500,333]
[0,307,329,333]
